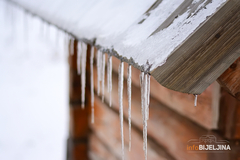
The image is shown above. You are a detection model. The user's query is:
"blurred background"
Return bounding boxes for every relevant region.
[0,0,68,159]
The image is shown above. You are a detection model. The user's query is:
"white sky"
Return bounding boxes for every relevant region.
[0,1,68,159]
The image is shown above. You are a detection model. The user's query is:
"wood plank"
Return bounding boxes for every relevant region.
[218,89,240,140]
[217,57,240,100]
[151,0,240,94]
[109,56,220,129]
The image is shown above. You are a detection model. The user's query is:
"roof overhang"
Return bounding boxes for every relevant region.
[7,0,240,94]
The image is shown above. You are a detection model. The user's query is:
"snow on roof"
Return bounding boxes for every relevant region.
[11,0,227,71]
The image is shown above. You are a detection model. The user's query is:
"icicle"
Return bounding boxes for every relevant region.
[81,42,87,109]
[194,94,198,107]
[107,55,110,92]
[70,38,74,56]
[146,75,150,120]
[106,54,112,105]
[97,50,102,95]
[140,72,145,151]
[118,61,124,160]
[109,55,112,107]
[39,19,44,38]
[102,53,106,102]
[143,74,148,160]
[55,28,60,49]
[127,64,132,151]
[77,41,82,75]
[64,33,69,55]
[90,46,95,123]
[140,72,145,125]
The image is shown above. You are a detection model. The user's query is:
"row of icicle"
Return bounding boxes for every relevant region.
[5,1,199,159]
[70,39,150,160]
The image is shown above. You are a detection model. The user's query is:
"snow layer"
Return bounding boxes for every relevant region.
[11,0,227,71]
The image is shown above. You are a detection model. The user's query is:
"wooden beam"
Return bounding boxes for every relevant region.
[151,0,240,94]
[217,57,240,100]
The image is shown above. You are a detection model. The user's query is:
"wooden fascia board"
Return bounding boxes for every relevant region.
[151,0,240,94]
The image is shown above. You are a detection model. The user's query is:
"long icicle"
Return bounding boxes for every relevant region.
[77,41,82,75]
[90,46,95,123]
[127,64,132,151]
[143,74,149,160]
[70,37,74,56]
[107,55,110,93]
[55,28,60,49]
[119,61,124,160]
[109,55,112,107]
[81,42,87,109]
[97,50,100,94]
[102,53,105,102]
[140,72,145,148]
[97,50,102,96]
[64,32,69,55]
[146,75,150,120]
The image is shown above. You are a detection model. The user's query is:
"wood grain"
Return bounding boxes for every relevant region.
[151,0,240,94]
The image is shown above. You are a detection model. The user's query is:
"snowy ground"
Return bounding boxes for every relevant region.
[0,1,68,160]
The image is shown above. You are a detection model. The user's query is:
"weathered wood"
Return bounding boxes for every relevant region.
[217,57,240,100]
[218,89,240,140]
[67,39,90,160]
[151,0,240,94]
[91,95,175,160]
[109,56,220,129]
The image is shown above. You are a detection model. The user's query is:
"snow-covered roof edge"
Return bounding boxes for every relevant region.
[7,0,240,94]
